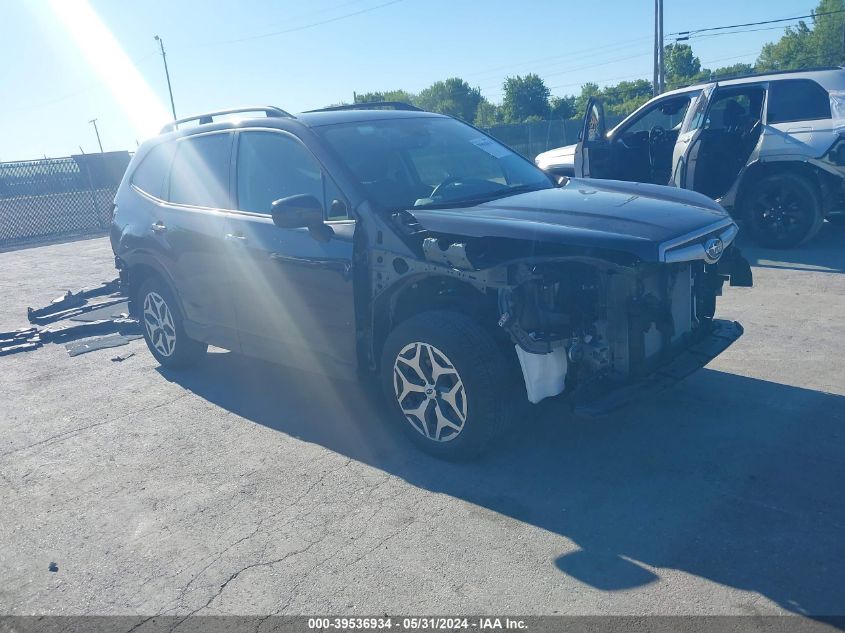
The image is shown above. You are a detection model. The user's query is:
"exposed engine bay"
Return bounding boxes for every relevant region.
[497,259,736,403]
[374,209,753,410]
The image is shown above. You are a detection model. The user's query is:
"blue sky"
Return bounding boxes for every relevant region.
[0,0,817,160]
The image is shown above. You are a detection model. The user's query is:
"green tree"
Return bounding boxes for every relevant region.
[474,99,502,127]
[702,62,755,81]
[501,74,551,122]
[415,77,482,122]
[549,95,576,120]
[664,43,701,88]
[602,79,653,115]
[757,0,845,70]
[354,89,417,104]
[574,82,601,118]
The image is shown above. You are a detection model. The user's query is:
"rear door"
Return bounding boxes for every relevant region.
[158,131,240,349]
[670,82,717,189]
[760,78,834,159]
[225,129,357,376]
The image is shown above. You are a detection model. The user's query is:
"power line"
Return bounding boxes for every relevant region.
[481,49,761,99]
[460,36,653,80]
[14,2,403,112]
[671,8,845,40]
[199,0,405,47]
[478,51,654,93]
[686,22,812,41]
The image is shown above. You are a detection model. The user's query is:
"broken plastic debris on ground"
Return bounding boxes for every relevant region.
[0,278,141,357]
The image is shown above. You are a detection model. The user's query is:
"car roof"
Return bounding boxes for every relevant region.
[154,108,446,143]
[659,67,845,98]
[295,108,445,126]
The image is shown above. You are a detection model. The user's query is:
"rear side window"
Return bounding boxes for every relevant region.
[168,133,233,208]
[767,79,831,124]
[131,143,174,198]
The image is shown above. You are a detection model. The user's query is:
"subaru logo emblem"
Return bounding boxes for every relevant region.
[704,238,724,263]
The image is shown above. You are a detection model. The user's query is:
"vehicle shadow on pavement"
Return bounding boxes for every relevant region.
[159,356,845,618]
[741,220,845,274]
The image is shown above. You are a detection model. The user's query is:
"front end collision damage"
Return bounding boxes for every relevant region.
[368,210,753,411]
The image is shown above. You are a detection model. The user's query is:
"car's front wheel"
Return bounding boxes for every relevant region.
[139,277,207,368]
[744,173,823,248]
[380,311,516,460]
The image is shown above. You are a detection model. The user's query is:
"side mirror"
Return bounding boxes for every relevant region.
[271,194,323,228]
[270,194,334,241]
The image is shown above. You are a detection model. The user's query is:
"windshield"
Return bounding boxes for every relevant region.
[317,117,553,211]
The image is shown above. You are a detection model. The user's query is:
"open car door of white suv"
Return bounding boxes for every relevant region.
[574,97,610,178]
[670,82,718,189]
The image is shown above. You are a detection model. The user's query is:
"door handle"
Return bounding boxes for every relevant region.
[151,221,167,233]
[224,233,248,243]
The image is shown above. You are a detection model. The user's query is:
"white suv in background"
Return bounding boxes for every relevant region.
[536,67,845,248]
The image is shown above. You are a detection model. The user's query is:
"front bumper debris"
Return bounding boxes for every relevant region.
[573,319,744,416]
[0,278,139,357]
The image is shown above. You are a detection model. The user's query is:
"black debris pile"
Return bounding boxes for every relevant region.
[0,278,141,357]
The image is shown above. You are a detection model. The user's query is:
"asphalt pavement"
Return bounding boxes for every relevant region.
[1,226,844,618]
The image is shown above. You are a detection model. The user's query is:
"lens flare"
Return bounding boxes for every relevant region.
[48,0,171,140]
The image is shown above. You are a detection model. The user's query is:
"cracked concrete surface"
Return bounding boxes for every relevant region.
[1,228,844,617]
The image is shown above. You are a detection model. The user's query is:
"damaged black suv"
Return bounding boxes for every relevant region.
[112,103,752,458]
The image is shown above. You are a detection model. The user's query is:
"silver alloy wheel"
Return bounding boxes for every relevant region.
[392,342,467,442]
[143,291,177,358]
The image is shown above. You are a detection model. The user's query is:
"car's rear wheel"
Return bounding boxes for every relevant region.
[744,173,823,248]
[380,311,516,460]
[139,277,207,368]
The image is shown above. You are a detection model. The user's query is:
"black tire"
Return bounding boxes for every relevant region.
[380,310,516,460]
[743,172,823,248]
[138,276,207,368]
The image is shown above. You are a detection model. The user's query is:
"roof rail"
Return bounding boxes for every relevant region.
[159,106,294,134]
[305,101,423,113]
[678,65,845,89]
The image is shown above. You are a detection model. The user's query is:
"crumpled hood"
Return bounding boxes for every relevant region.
[407,178,731,262]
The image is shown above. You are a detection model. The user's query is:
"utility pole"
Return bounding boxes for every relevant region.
[653,0,660,96]
[89,118,103,152]
[653,0,665,95]
[154,35,177,121]
[658,0,665,93]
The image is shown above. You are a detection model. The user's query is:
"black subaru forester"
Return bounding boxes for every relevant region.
[112,103,752,458]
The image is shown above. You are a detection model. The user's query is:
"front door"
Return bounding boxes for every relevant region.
[670,82,717,189]
[226,129,358,376]
[575,97,612,178]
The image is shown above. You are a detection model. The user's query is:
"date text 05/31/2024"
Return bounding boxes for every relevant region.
[307,617,528,630]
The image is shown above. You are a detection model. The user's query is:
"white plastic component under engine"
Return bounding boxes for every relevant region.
[515,345,568,404]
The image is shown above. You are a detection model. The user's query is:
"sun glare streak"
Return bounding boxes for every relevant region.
[48,0,171,140]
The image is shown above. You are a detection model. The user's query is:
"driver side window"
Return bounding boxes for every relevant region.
[624,96,693,135]
[236,131,348,219]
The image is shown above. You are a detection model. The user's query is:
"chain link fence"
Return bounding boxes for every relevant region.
[483,115,625,160]
[0,151,131,246]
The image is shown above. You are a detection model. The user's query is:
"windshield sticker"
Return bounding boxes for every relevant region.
[470,137,511,158]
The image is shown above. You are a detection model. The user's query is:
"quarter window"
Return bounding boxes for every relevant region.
[168,133,233,208]
[131,142,174,198]
[236,132,329,215]
[767,79,831,124]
